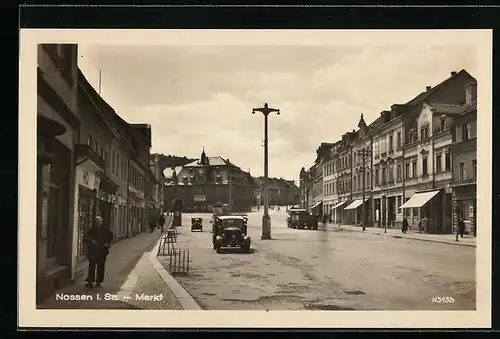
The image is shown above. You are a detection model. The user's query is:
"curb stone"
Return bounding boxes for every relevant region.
[148,238,202,310]
[334,226,476,248]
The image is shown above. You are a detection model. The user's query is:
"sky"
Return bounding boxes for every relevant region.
[77,43,476,183]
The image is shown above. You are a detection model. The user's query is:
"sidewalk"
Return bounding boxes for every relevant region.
[330,223,476,247]
[38,217,184,310]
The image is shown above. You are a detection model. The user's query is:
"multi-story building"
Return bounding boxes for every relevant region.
[307,143,332,217]
[73,69,120,281]
[299,69,477,235]
[37,43,79,304]
[336,132,356,223]
[105,112,133,241]
[150,153,165,215]
[163,148,257,213]
[322,142,338,220]
[450,80,477,236]
[371,107,405,228]
[256,177,299,206]
[344,116,374,225]
[400,70,476,234]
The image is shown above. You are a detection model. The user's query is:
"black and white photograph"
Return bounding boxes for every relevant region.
[19,29,492,328]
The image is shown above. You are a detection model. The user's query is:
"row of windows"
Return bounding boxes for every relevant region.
[373,131,402,158]
[320,154,476,194]
[87,134,146,191]
[459,159,477,181]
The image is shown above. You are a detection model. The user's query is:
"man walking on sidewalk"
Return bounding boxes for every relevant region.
[85,216,113,289]
[158,213,166,233]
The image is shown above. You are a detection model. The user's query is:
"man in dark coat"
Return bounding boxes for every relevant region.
[85,216,113,288]
[158,213,166,233]
[458,218,466,238]
[402,218,409,234]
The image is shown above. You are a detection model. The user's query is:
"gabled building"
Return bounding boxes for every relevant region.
[163,148,256,213]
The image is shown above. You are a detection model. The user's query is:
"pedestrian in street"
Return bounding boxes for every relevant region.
[148,215,157,233]
[402,217,409,234]
[84,216,113,289]
[158,213,166,233]
[457,218,466,239]
[421,217,429,234]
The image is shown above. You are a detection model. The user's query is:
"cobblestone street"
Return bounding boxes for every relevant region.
[161,210,476,311]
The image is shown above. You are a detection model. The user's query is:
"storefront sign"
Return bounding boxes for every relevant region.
[194,195,206,202]
[96,190,116,203]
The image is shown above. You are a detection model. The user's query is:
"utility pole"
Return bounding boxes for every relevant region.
[357,148,372,231]
[252,103,281,240]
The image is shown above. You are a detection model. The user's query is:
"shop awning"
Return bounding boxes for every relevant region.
[332,201,348,210]
[343,199,367,210]
[310,201,323,209]
[401,190,440,209]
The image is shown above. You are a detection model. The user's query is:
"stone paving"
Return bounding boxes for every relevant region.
[165,211,476,311]
[38,217,182,310]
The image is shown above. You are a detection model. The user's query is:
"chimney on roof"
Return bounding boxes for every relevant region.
[426,86,432,92]
[451,71,457,77]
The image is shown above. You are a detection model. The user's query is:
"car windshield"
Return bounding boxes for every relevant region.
[222,219,243,229]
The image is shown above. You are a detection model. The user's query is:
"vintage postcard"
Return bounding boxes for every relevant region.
[19,29,492,328]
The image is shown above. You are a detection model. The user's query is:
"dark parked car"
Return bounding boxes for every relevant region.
[191,217,203,232]
[212,215,251,253]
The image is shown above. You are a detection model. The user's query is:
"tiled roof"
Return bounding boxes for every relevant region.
[184,156,237,168]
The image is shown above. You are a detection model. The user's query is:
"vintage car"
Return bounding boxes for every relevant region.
[191,217,203,232]
[212,215,251,253]
[287,208,317,230]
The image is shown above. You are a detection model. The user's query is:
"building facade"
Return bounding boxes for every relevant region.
[37,44,79,303]
[73,69,120,281]
[450,80,477,236]
[150,153,165,216]
[163,149,257,213]
[299,69,477,235]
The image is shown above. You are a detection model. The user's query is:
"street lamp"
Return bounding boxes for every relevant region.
[253,103,280,240]
[356,148,372,231]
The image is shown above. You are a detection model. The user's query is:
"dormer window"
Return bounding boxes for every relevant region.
[408,131,413,143]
